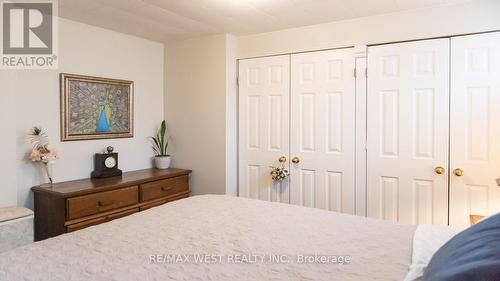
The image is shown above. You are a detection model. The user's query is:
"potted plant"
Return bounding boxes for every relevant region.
[150,120,171,169]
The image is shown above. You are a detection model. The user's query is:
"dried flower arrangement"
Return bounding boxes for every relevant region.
[270,165,289,182]
[28,127,58,184]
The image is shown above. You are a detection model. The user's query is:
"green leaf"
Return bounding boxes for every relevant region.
[152,146,159,155]
[159,120,166,154]
[149,136,161,155]
[156,132,164,155]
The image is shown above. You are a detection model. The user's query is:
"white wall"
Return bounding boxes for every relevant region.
[165,34,237,196]
[0,72,18,207]
[0,18,164,208]
[238,0,500,58]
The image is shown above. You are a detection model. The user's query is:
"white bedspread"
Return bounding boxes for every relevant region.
[0,195,416,281]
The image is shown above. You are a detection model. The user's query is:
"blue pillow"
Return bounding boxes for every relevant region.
[424,213,500,281]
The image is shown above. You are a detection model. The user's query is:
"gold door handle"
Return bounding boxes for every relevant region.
[453,168,464,177]
[291,157,300,164]
[278,156,287,163]
[434,166,445,175]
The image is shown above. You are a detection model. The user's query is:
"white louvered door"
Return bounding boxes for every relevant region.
[366,39,450,225]
[290,48,356,214]
[238,55,290,203]
[449,32,500,227]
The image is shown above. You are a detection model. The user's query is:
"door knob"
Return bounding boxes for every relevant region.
[278,156,287,163]
[291,157,300,164]
[434,166,445,175]
[453,168,464,177]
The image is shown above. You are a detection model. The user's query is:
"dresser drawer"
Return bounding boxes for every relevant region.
[67,208,139,232]
[67,186,138,220]
[140,175,188,202]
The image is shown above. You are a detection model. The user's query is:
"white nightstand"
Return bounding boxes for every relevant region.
[0,207,34,253]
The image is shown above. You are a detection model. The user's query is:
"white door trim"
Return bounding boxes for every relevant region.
[355,50,367,216]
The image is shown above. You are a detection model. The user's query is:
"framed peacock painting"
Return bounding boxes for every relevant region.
[60,73,134,141]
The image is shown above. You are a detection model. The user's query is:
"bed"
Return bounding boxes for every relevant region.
[0,195,454,281]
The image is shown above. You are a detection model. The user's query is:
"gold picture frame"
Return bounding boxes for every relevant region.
[60,73,134,141]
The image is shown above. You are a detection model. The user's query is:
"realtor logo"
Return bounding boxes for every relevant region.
[1,0,58,69]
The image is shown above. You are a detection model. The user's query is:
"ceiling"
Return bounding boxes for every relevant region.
[59,0,471,43]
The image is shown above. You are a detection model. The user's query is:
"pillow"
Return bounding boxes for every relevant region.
[423,213,500,281]
[403,225,462,281]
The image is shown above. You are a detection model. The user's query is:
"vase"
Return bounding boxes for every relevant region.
[43,160,55,185]
[154,155,171,169]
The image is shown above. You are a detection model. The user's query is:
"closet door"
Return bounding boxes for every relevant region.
[290,48,356,214]
[449,32,500,227]
[366,39,449,225]
[238,55,290,203]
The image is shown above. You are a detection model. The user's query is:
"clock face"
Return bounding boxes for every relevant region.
[104,156,116,168]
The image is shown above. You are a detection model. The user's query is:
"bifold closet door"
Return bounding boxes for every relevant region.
[290,48,356,214]
[449,32,500,227]
[238,55,290,203]
[366,39,450,225]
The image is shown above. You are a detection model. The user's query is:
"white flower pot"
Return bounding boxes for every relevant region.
[154,155,171,169]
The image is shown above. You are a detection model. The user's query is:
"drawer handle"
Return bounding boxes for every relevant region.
[97,200,114,207]
[161,186,173,192]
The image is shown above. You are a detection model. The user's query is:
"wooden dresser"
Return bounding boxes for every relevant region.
[31,168,191,241]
